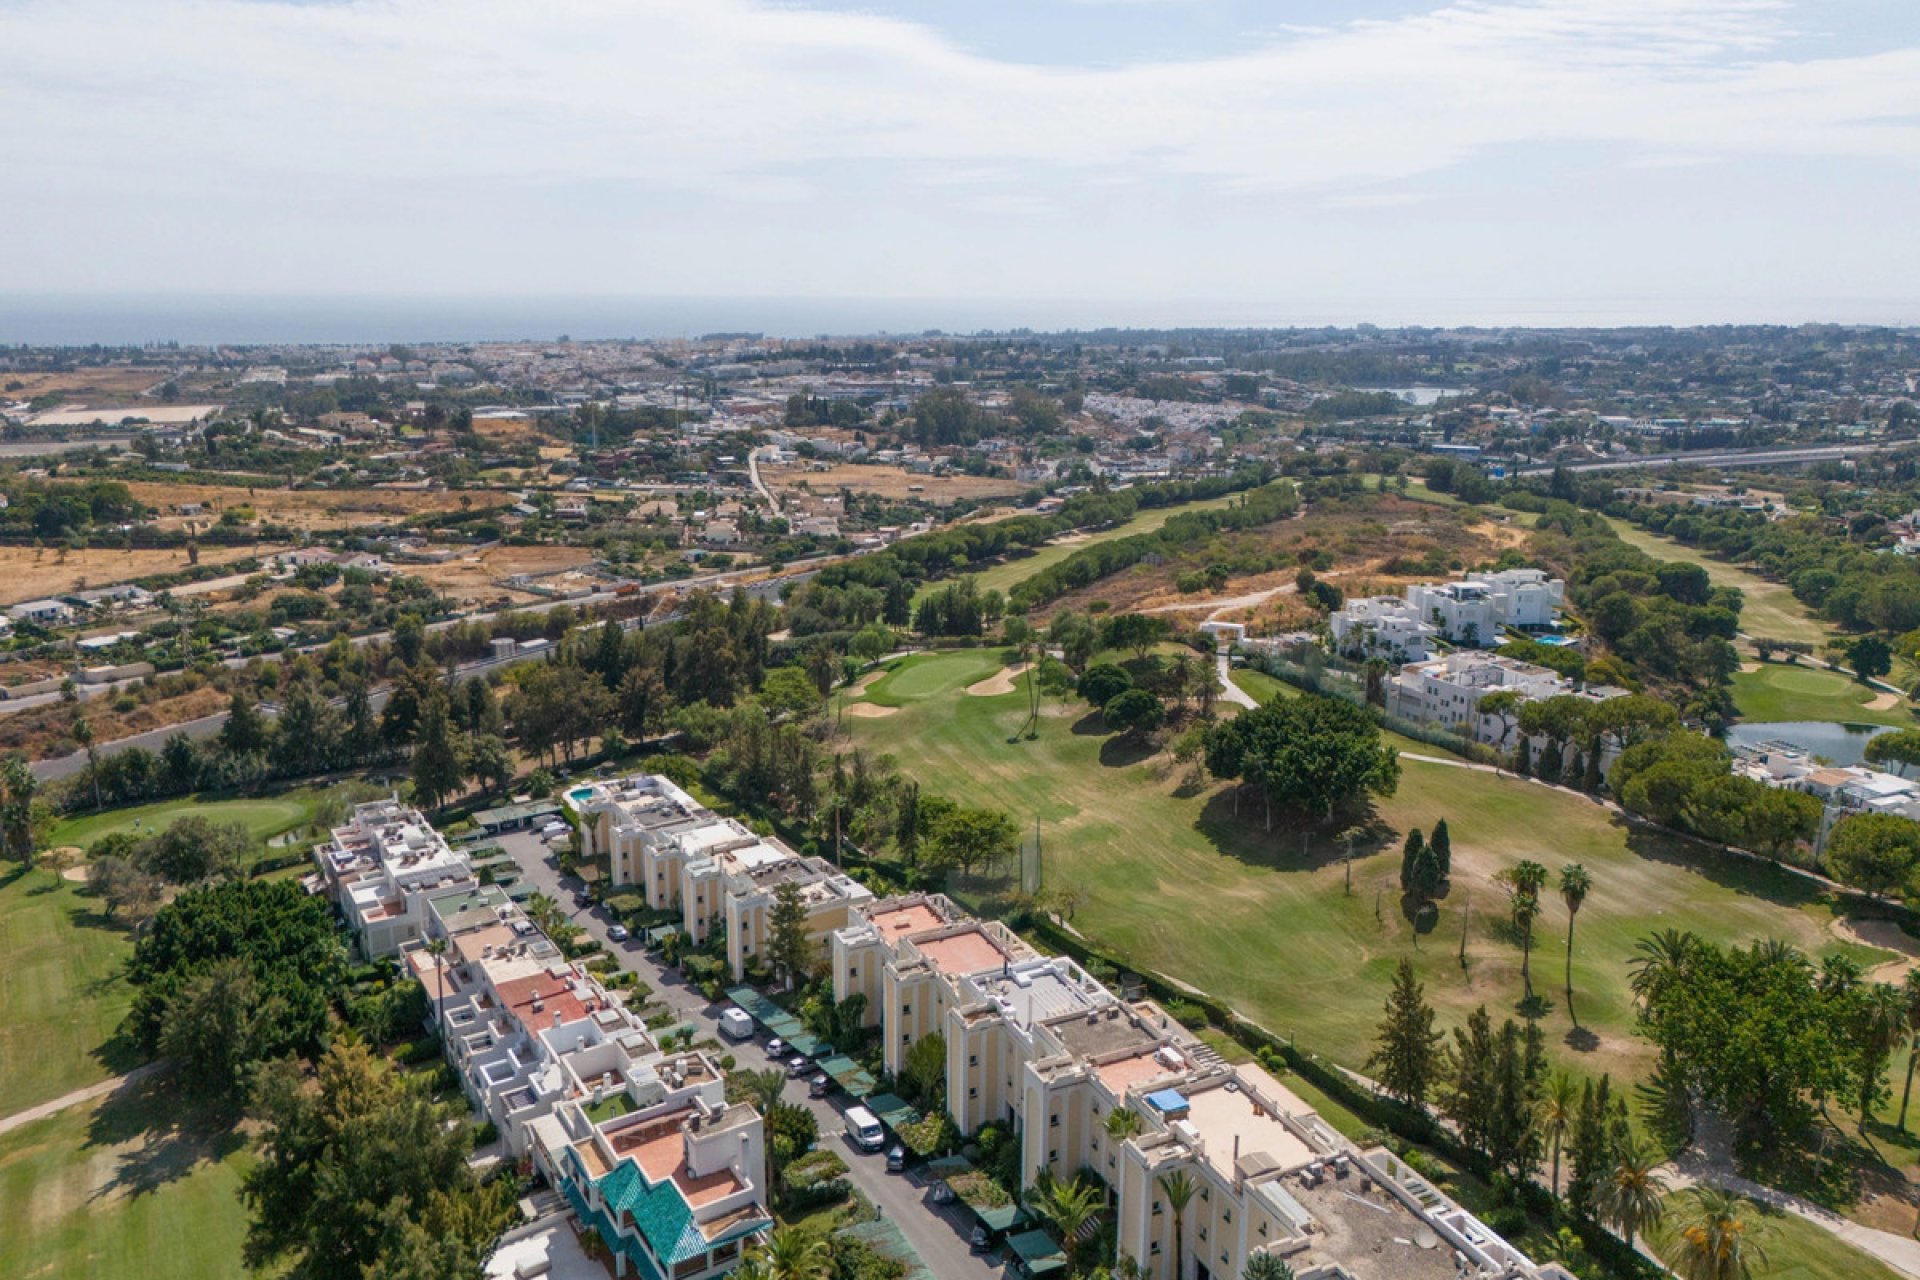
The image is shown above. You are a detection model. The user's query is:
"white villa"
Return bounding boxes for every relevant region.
[312,798,475,956]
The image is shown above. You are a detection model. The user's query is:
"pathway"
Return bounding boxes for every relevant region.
[1217,651,1257,709]
[0,1061,167,1138]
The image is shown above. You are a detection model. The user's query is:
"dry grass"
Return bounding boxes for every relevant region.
[769,463,1027,504]
[0,543,278,607]
[0,685,227,758]
[1,367,165,400]
[124,480,509,534]
[406,543,603,607]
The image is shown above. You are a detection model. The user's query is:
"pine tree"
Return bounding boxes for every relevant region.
[1514,737,1532,776]
[767,880,815,988]
[1429,818,1452,881]
[1566,1075,1620,1218]
[410,687,465,813]
[1399,828,1425,895]
[1367,958,1442,1114]
[1442,1006,1498,1162]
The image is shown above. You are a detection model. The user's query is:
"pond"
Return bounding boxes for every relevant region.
[1724,719,1887,766]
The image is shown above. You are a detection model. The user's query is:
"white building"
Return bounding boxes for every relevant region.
[1402,581,1499,648]
[569,774,873,980]
[312,798,475,956]
[1328,597,1437,663]
[1389,651,1618,746]
[7,598,75,626]
[1466,568,1565,629]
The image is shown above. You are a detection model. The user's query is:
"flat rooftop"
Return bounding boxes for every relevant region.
[1287,1168,1463,1280]
[1180,1068,1317,1179]
[1048,1006,1161,1061]
[916,928,1009,978]
[974,959,1105,1027]
[1094,1045,1185,1096]
[869,902,944,942]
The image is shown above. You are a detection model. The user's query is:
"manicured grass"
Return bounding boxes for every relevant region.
[1731,662,1915,729]
[914,492,1244,606]
[1649,1192,1904,1280]
[1600,516,1830,646]
[48,790,327,856]
[845,651,1881,1089]
[1228,668,1295,705]
[0,1083,267,1280]
[0,865,140,1118]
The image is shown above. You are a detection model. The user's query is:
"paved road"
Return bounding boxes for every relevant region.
[1514,441,1900,477]
[493,831,999,1279]
[0,1061,169,1138]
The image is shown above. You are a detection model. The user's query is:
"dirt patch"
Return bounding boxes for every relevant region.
[769,463,1026,504]
[845,702,899,718]
[126,480,509,535]
[966,662,1032,697]
[2,366,165,401]
[0,542,281,607]
[406,545,603,608]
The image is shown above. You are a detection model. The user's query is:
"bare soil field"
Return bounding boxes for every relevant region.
[408,544,602,607]
[770,463,1027,504]
[0,684,227,758]
[2,367,166,400]
[125,480,510,533]
[1036,494,1510,627]
[472,415,551,447]
[0,542,279,607]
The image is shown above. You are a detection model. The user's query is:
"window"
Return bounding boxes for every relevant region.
[969,1087,978,1099]
[901,1003,912,1016]
[968,1054,978,1067]
[1049,1115,1059,1129]
[849,966,858,979]
[1150,1242,1161,1257]
[1153,1202,1163,1216]
[1223,1210,1231,1224]
[902,1033,911,1044]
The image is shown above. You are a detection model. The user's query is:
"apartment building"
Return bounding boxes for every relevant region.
[312,798,475,956]
[570,774,874,981]
[1327,596,1437,663]
[1466,568,1564,629]
[403,841,772,1279]
[830,894,1571,1280]
[1733,741,1920,825]
[1402,581,1499,647]
[1388,652,1575,737]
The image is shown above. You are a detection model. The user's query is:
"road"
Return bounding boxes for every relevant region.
[747,446,782,516]
[1514,441,1901,477]
[1215,650,1256,710]
[493,830,999,1280]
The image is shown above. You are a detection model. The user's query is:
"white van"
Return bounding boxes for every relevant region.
[844,1105,886,1153]
[718,1008,754,1041]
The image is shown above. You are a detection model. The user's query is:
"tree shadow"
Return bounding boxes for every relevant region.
[1097,734,1158,769]
[1069,711,1107,737]
[1516,991,1556,1022]
[1192,790,1393,875]
[1617,817,1829,912]
[1562,1024,1600,1053]
[1399,895,1440,936]
[85,1072,243,1203]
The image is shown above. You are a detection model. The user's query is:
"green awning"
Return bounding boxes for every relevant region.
[818,1054,877,1098]
[923,1155,971,1178]
[972,1202,1027,1233]
[784,1031,830,1058]
[1005,1229,1067,1275]
[865,1092,919,1131]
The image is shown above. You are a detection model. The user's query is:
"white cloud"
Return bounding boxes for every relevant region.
[0,0,1916,309]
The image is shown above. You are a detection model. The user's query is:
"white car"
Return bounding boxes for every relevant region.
[606,925,629,942]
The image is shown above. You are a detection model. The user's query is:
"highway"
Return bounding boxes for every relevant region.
[1515,441,1903,476]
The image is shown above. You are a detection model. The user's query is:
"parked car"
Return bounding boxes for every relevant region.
[930,1182,956,1205]
[969,1224,992,1252]
[844,1105,885,1152]
[886,1144,906,1173]
[606,924,629,942]
[808,1072,831,1098]
[765,1037,787,1059]
[786,1054,811,1078]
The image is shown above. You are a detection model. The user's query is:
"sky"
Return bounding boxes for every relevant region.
[3,0,1920,330]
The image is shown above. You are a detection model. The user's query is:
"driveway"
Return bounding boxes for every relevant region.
[493,832,1002,1279]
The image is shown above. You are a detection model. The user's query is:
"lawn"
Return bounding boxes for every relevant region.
[1600,516,1830,646]
[1649,1192,1903,1280]
[0,1082,267,1280]
[0,865,141,1118]
[48,789,330,857]
[844,650,1884,1089]
[913,492,1243,607]
[1731,662,1915,729]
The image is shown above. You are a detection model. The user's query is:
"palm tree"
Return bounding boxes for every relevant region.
[1105,1106,1143,1144]
[1898,969,1920,1130]
[1540,1071,1579,1198]
[736,1069,788,1208]
[73,714,101,811]
[1669,1185,1767,1280]
[423,937,449,1034]
[1629,929,1700,1003]
[1559,863,1591,1004]
[1158,1168,1199,1280]
[1861,981,1910,1123]
[1033,1175,1103,1273]
[756,1227,829,1280]
[1598,1137,1669,1250]
[1242,1253,1296,1280]
[1497,860,1549,998]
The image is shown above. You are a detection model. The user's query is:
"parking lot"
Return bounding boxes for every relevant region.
[493,829,1002,1279]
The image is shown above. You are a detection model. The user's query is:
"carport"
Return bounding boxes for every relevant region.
[1004,1229,1068,1277]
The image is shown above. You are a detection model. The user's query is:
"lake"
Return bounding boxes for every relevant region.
[1725,719,1886,766]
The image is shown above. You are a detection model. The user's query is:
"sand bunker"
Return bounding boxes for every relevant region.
[845,702,899,718]
[1833,916,1920,982]
[1738,662,1762,674]
[966,662,1033,697]
[1865,691,1904,711]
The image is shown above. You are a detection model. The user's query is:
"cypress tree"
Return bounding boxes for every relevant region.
[1515,737,1532,776]
[1430,819,1452,881]
[1538,739,1565,781]
[1411,844,1443,900]
[1582,734,1604,792]
[1400,828,1425,895]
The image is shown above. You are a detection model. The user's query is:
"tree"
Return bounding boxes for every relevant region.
[1429,818,1452,880]
[1669,1185,1766,1280]
[752,1227,829,1280]
[849,623,892,667]
[392,611,427,667]
[1825,813,1920,898]
[242,1040,504,1279]
[409,685,465,812]
[1559,863,1592,1004]
[221,690,269,758]
[424,937,449,1033]
[1103,688,1164,737]
[1077,662,1133,709]
[465,733,514,797]
[759,666,823,719]
[1242,1253,1296,1280]
[1032,1174,1103,1274]
[2,756,40,866]
[89,854,162,921]
[1859,980,1910,1122]
[732,1069,789,1211]
[927,805,1018,879]
[1866,727,1920,777]
[1101,612,1167,659]
[158,957,271,1101]
[1898,968,1920,1130]
[1850,635,1893,683]
[1597,1136,1668,1250]
[1399,828,1425,895]
[136,815,251,884]
[1158,1168,1198,1279]
[901,1030,947,1109]
[1205,693,1399,828]
[1540,1071,1578,1198]
[767,880,816,987]
[73,715,101,810]
[1368,958,1441,1113]
[1496,860,1549,999]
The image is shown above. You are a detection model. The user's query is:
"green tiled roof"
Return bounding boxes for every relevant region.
[596,1157,704,1266]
